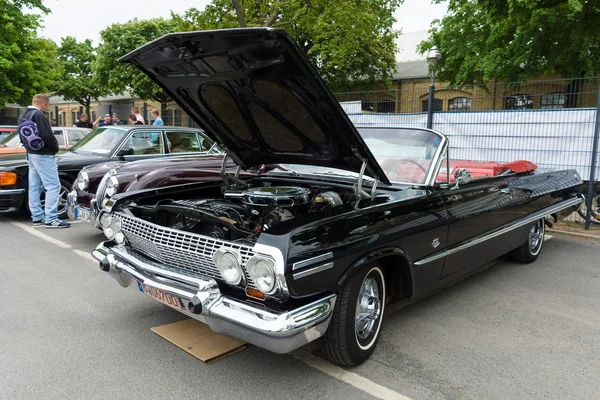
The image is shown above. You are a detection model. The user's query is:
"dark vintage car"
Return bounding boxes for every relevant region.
[67,153,232,228]
[0,125,215,217]
[91,29,583,366]
[0,127,91,156]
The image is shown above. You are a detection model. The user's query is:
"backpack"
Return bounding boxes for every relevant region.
[17,110,45,151]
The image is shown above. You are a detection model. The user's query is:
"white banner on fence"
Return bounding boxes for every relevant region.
[347,110,598,180]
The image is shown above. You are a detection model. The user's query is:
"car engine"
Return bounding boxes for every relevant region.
[130,185,349,242]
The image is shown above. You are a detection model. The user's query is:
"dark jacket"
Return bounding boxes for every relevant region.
[76,120,93,129]
[19,107,59,155]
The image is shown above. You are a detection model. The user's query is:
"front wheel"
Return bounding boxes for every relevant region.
[27,179,71,219]
[509,218,545,263]
[322,264,386,366]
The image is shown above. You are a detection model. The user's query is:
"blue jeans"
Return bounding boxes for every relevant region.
[27,153,60,223]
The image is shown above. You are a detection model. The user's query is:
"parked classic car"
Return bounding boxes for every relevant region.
[91,28,583,366]
[0,127,91,156]
[0,125,216,217]
[0,126,17,142]
[67,152,232,228]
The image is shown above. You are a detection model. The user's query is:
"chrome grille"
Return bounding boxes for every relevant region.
[116,212,257,288]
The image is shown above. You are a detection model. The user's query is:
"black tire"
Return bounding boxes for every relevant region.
[26,178,71,219]
[510,218,545,263]
[322,264,386,366]
[577,183,600,225]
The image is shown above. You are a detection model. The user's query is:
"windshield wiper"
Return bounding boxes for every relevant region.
[271,164,301,176]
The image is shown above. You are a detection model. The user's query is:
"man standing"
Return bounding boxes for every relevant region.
[128,114,144,125]
[75,113,93,128]
[19,94,70,229]
[112,114,124,125]
[151,109,164,126]
[95,113,113,127]
[131,106,145,124]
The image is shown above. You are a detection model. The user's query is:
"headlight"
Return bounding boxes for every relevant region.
[247,259,276,294]
[105,176,119,197]
[100,213,114,239]
[213,250,243,285]
[76,170,89,191]
[111,217,126,244]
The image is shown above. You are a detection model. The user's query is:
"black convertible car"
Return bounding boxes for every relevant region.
[91,28,583,366]
[0,125,215,217]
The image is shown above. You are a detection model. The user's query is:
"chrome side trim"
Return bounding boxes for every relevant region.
[293,262,335,280]
[0,188,26,195]
[292,252,334,271]
[414,196,582,266]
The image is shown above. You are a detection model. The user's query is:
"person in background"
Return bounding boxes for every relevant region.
[75,113,93,129]
[131,106,145,124]
[151,109,164,126]
[96,114,113,127]
[112,114,123,125]
[128,114,144,125]
[18,94,70,229]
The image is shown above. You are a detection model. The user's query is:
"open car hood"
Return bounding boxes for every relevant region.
[119,28,389,184]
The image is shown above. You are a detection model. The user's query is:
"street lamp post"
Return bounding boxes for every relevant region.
[426,46,442,129]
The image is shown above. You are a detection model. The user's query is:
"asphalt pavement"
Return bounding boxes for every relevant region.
[0,213,598,400]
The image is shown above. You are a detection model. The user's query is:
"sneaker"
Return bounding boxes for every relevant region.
[45,220,71,229]
[32,220,44,226]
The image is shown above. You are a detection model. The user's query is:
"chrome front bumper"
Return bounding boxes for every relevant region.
[67,190,101,227]
[92,241,336,354]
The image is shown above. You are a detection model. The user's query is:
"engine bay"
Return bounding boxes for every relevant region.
[127,183,355,242]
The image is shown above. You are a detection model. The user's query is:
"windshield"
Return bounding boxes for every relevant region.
[1,131,20,147]
[267,128,443,185]
[358,127,443,185]
[68,127,128,156]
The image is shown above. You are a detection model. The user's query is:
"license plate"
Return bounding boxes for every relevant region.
[137,281,182,310]
[74,206,91,222]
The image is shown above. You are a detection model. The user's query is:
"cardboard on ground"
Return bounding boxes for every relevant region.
[151,319,246,363]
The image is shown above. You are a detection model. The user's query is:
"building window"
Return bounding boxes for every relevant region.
[72,111,77,126]
[173,109,183,126]
[361,101,374,112]
[376,100,395,113]
[448,97,471,111]
[505,94,533,110]
[421,99,443,112]
[541,93,566,109]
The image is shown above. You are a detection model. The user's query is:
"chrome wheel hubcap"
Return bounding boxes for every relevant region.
[529,221,543,251]
[355,276,381,341]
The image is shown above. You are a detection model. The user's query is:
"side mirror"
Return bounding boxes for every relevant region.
[116,147,133,157]
[453,168,472,188]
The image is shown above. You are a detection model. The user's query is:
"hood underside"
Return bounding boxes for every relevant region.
[119,28,389,184]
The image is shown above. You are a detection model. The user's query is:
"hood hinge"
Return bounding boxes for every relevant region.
[220,153,248,190]
[352,155,379,210]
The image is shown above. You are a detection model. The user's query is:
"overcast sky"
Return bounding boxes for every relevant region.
[36,0,447,45]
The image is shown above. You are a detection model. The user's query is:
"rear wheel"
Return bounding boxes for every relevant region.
[322,264,386,366]
[577,183,600,225]
[510,218,545,263]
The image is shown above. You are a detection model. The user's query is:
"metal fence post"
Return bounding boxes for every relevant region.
[585,84,600,229]
[427,84,434,129]
[143,102,148,125]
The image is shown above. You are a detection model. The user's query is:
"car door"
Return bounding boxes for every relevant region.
[116,129,168,161]
[439,175,516,278]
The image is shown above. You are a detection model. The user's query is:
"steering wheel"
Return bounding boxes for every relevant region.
[390,158,427,174]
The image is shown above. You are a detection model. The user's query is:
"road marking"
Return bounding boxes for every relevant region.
[292,349,413,400]
[74,249,97,263]
[1,216,71,249]
[544,234,553,241]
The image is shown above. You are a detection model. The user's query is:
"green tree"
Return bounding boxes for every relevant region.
[55,36,106,117]
[93,17,176,118]
[418,0,600,85]
[172,0,401,91]
[0,0,59,106]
